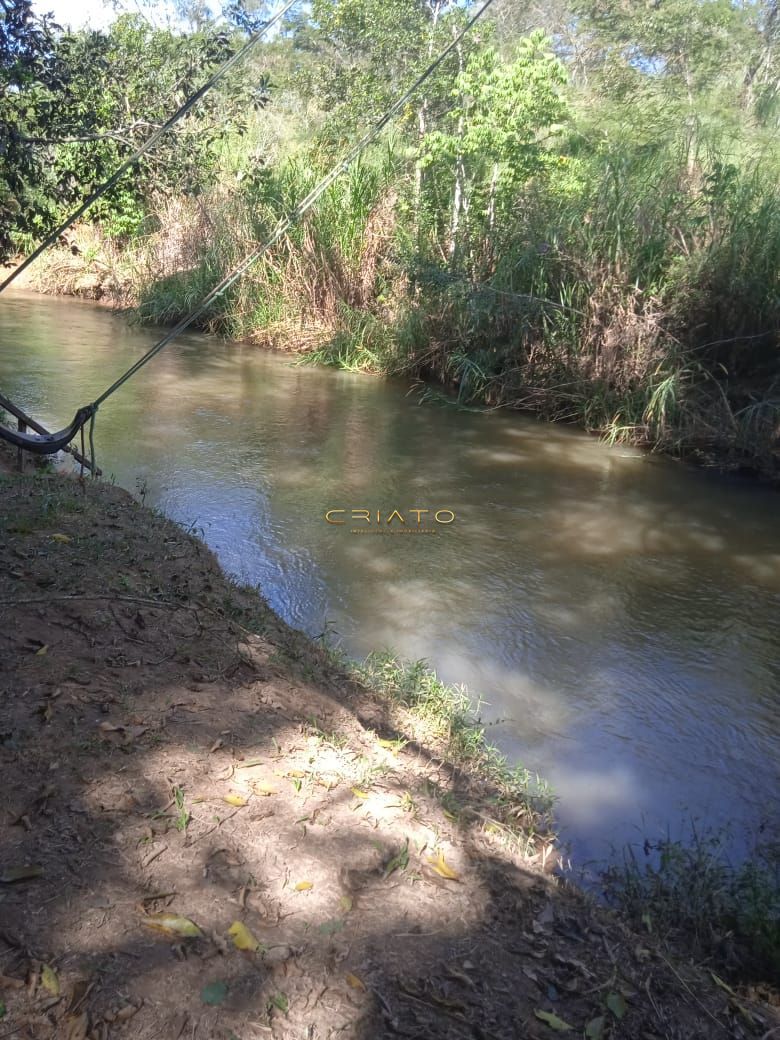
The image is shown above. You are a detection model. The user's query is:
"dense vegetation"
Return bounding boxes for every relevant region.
[2,0,779,473]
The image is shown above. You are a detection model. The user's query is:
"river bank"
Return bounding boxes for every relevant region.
[1,457,777,1038]
[2,284,780,879]
[9,212,780,484]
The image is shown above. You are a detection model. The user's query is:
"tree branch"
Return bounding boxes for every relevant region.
[17,119,163,145]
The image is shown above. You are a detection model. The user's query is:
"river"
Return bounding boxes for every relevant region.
[2,288,778,871]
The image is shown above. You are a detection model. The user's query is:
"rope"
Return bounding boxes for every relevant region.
[0,0,299,296]
[89,412,97,479]
[91,0,498,410]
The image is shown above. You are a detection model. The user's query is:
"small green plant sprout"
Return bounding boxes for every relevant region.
[382,837,410,880]
[172,785,190,833]
[268,992,289,1014]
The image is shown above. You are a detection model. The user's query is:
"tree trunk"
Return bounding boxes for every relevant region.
[449,155,464,259]
[487,161,499,231]
[448,31,466,262]
[414,0,443,238]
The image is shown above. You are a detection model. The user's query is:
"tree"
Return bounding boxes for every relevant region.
[1,8,271,255]
[290,0,468,147]
[0,0,63,259]
[422,31,568,266]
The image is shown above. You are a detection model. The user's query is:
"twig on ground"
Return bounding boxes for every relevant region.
[658,953,729,1034]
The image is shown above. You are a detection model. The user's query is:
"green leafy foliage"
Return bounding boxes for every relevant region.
[293,0,465,146]
[1,6,269,257]
[3,0,779,473]
[421,31,568,263]
[0,0,64,257]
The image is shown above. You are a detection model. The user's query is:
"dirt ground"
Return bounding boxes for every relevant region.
[0,461,777,1040]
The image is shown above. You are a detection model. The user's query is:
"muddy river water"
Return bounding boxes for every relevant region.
[2,289,778,869]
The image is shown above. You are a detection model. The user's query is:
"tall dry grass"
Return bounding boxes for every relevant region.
[29,135,779,475]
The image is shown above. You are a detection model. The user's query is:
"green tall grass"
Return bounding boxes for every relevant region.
[383,138,780,473]
[604,829,780,985]
[355,650,555,846]
[110,120,780,476]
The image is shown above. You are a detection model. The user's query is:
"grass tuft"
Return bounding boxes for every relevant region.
[604,828,780,985]
[354,651,555,848]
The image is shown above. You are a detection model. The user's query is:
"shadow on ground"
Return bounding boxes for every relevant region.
[0,471,774,1040]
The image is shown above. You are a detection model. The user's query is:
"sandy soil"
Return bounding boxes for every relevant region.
[0,462,776,1040]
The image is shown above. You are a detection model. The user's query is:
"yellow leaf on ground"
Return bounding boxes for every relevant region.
[144,912,202,938]
[345,973,366,991]
[534,1009,573,1032]
[227,921,260,952]
[710,972,736,997]
[252,781,276,796]
[223,794,248,807]
[377,739,399,750]
[286,769,306,778]
[50,533,72,544]
[35,645,48,656]
[295,881,313,891]
[351,788,369,800]
[114,1005,140,1023]
[41,964,59,996]
[427,850,460,881]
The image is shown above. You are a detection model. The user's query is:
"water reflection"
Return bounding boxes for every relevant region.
[1,288,778,867]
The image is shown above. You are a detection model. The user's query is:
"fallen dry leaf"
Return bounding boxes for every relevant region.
[534,1009,573,1032]
[585,1016,605,1039]
[98,721,147,745]
[98,722,123,734]
[50,533,72,544]
[709,972,736,997]
[35,645,48,656]
[351,788,369,800]
[427,849,460,881]
[606,992,627,1020]
[223,794,248,807]
[143,912,202,938]
[201,980,227,1006]
[114,1003,140,1022]
[41,964,59,996]
[345,973,366,991]
[227,921,260,952]
[67,977,94,1017]
[295,881,313,891]
[65,1012,88,1040]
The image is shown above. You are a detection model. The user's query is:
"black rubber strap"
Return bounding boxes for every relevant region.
[0,404,96,455]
